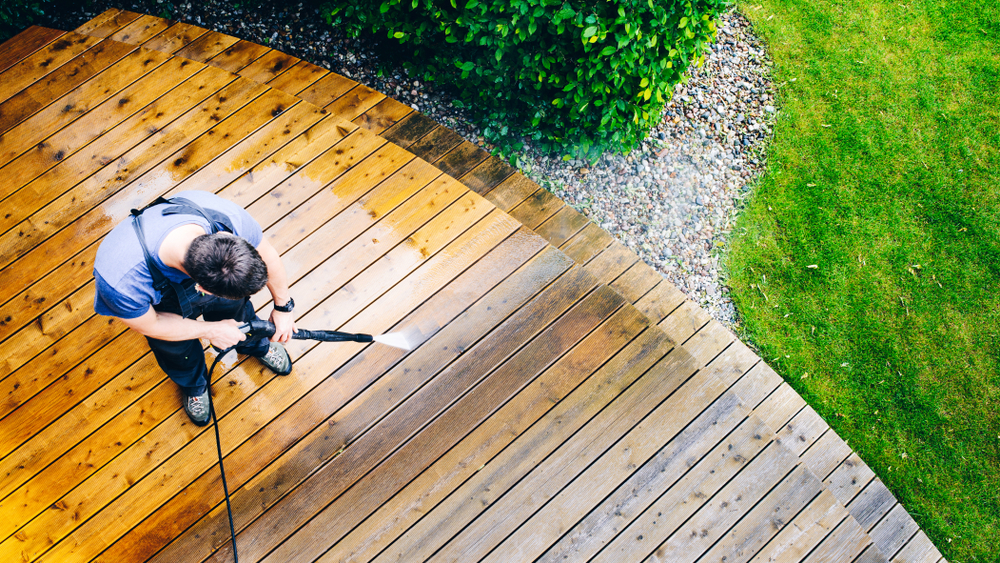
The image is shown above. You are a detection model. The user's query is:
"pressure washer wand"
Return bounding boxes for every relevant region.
[239,319,373,343]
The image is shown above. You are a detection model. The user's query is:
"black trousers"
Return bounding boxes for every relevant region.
[146,281,269,396]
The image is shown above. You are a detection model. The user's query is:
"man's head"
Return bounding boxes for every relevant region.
[183,232,268,300]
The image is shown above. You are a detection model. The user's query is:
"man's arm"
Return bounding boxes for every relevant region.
[257,238,297,342]
[120,308,247,349]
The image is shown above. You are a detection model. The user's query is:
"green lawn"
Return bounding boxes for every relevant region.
[728,0,999,560]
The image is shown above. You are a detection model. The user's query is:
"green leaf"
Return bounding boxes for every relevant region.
[393,31,405,38]
[583,26,598,38]
[380,2,390,14]
[466,0,479,9]
[679,17,688,28]
[600,45,615,56]
[640,77,649,88]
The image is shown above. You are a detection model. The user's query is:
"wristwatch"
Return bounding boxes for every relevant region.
[273,297,294,313]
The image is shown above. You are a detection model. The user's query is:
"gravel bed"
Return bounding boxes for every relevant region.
[41,1,775,329]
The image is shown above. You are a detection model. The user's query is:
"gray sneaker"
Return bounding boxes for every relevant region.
[184,389,211,427]
[258,342,292,375]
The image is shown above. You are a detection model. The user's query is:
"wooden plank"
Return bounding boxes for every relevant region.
[869,504,920,558]
[594,440,798,563]
[0,38,137,134]
[107,14,173,45]
[0,48,178,176]
[730,358,783,409]
[754,382,807,432]
[658,299,710,344]
[891,531,943,563]
[266,59,329,95]
[71,9,121,36]
[0,105,325,428]
[698,464,824,563]
[75,9,142,38]
[611,260,664,304]
[747,490,849,563]
[0,27,66,76]
[242,128,389,228]
[825,453,877,507]
[296,71,358,107]
[801,516,874,563]
[535,204,591,248]
[509,187,564,229]
[109,229,553,563]
[0,90,292,409]
[684,318,736,366]
[0,97,326,345]
[776,404,829,457]
[487,390,748,563]
[634,280,687,324]
[0,144,446,552]
[260,287,627,563]
[213,118,359,206]
[436,140,490,180]
[700,338,760,391]
[559,221,615,264]
[483,171,539,213]
[538,410,767,563]
[802,428,854,480]
[458,155,516,196]
[0,58,219,204]
[0,33,102,105]
[124,209,525,563]
[325,84,385,122]
[239,49,299,84]
[409,125,464,164]
[856,544,892,563]
[371,340,702,563]
[0,70,252,276]
[325,325,673,563]
[381,111,437,149]
[174,30,240,63]
[151,239,569,563]
[11,192,511,563]
[352,97,413,135]
[140,22,209,54]
[582,239,640,286]
[849,478,899,530]
[206,39,270,73]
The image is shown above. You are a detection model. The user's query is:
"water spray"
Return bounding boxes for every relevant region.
[208,319,414,562]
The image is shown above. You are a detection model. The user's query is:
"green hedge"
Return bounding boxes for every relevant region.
[325,0,724,158]
[1,0,46,43]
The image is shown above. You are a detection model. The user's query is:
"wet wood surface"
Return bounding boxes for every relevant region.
[0,15,944,563]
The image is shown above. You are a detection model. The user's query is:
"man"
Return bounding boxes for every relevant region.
[93,190,296,426]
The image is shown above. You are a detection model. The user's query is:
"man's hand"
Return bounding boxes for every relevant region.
[205,319,248,349]
[269,309,296,343]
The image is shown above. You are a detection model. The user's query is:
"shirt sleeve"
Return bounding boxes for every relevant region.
[93,268,154,319]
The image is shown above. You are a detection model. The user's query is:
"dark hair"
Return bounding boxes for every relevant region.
[183,233,268,300]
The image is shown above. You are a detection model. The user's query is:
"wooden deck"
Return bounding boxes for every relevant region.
[0,10,945,563]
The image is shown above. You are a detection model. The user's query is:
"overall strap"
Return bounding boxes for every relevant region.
[129,196,233,318]
[160,197,235,234]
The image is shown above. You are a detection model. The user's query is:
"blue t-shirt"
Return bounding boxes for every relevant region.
[93,191,263,319]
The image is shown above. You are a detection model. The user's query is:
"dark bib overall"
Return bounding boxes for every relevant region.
[131,197,268,396]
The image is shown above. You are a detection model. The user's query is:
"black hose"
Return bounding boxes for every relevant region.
[208,346,239,563]
[206,324,372,563]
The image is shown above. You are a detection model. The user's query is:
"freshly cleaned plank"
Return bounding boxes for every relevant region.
[0,38,136,134]
[0,33,102,104]
[0,27,66,76]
